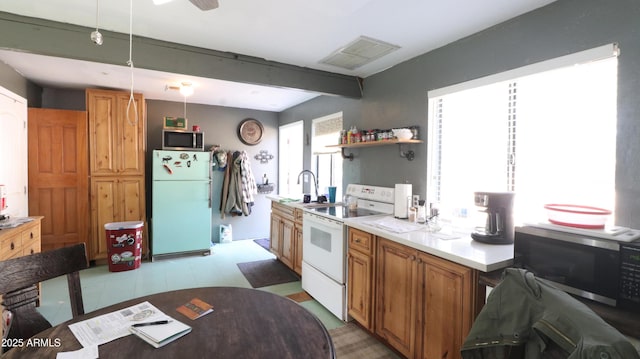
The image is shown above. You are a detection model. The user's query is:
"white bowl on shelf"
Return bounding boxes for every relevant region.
[392,128,413,140]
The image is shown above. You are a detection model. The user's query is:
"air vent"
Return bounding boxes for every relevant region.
[320,36,400,70]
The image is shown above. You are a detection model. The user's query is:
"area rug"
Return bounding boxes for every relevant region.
[285,291,313,303]
[237,259,299,288]
[329,323,399,359]
[253,238,270,252]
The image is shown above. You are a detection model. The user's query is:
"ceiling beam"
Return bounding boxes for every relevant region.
[0,12,363,99]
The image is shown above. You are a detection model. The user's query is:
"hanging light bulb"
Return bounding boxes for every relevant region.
[179,82,194,97]
[91,0,103,45]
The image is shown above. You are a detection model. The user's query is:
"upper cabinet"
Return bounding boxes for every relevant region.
[87,89,146,176]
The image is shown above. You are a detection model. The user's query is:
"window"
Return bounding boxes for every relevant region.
[278,121,304,196]
[427,44,618,226]
[312,112,343,200]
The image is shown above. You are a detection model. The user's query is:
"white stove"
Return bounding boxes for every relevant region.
[302,184,394,320]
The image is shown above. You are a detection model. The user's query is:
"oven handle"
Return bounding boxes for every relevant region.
[303,212,343,229]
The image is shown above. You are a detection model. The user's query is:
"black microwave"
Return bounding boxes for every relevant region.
[162,130,204,151]
[514,225,640,312]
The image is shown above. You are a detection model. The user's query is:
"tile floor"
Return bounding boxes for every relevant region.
[37,239,346,330]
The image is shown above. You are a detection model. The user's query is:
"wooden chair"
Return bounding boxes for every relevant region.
[0,243,88,349]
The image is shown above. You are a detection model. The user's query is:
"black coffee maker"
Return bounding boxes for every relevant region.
[471,191,515,244]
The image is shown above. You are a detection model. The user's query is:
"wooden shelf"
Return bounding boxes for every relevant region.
[327,139,423,161]
[326,139,423,149]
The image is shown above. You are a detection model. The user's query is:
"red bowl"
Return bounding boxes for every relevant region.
[544,204,612,229]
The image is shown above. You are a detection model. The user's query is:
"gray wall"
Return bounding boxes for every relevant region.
[147,100,279,242]
[280,0,640,229]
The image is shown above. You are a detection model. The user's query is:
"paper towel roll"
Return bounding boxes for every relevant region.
[394,184,412,219]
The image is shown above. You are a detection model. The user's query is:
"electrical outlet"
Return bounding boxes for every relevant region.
[412,195,420,207]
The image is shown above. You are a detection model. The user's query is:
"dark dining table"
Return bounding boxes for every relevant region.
[2,287,335,358]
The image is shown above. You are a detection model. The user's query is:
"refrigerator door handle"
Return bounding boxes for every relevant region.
[208,181,212,208]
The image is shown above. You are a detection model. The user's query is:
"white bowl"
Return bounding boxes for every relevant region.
[392,128,413,140]
[544,204,611,229]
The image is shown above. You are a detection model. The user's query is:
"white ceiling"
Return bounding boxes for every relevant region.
[0,0,555,111]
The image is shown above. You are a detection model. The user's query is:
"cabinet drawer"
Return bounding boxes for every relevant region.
[1,232,22,260]
[349,228,374,255]
[272,202,295,220]
[22,238,41,256]
[21,223,41,244]
[294,208,303,224]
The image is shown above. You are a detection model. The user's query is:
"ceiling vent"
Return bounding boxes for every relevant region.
[319,36,400,70]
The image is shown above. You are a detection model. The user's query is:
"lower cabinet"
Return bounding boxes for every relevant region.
[347,228,376,331]
[376,237,478,359]
[269,202,303,274]
[346,229,479,359]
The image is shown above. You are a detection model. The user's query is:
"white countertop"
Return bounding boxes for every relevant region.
[344,215,514,272]
[267,196,514,272]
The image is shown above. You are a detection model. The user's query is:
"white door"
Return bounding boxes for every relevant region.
[0,86,28,217]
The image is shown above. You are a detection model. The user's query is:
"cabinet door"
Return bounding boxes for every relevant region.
[280,219,294,268]
[269,213,282,257]
[417,252,475,359]
[89,177,146,260]
[375,238,417,358]
[87,89,145,176]
[115,92,145,176]
[293,223,303,275]
[348,249,374,330]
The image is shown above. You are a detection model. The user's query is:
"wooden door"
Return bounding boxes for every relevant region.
[269,213,281,256]
[86,89,145,176]
[27,108,89,253]
[348,249,373,329]
[293,223,303,275]
[375,238,417,358]
[417,252,475,359]
[280,219,294,268]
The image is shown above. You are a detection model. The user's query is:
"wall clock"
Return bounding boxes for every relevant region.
[238,118,264,145]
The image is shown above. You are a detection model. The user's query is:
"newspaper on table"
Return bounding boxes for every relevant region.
[68,301,169,348]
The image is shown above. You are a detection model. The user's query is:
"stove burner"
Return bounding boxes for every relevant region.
[311,205,384,219]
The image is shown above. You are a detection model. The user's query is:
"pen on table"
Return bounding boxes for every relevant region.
[132,320,170,327]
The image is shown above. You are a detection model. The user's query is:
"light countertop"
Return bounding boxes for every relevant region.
[267,196,514,272]
[344,215,514,272]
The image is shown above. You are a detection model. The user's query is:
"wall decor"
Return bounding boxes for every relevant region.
[238,118,264,145]
[254,150,274,164]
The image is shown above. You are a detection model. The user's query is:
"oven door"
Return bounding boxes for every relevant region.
[302,212,345,283]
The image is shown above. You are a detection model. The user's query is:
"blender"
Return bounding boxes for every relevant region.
[471,191,515,244]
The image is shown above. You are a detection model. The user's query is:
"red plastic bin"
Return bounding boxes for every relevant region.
[105,221,143,272]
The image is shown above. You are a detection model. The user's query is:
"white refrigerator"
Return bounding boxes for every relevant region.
[151,150,212,259]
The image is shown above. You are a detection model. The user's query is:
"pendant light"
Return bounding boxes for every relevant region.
[90,0,103,45]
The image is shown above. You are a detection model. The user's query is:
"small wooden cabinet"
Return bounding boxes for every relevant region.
[347,227,376,330]
[86,89,146,262]
[0,217,42,260]
[269,202,303,275]
[0,217,43,340]
[375,237,478,359]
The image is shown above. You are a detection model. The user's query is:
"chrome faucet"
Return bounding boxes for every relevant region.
[296,170,323,202]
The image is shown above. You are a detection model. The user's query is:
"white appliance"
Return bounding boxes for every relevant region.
[151,150,212,260]
[394,183,412,219]
[302,184,394,320]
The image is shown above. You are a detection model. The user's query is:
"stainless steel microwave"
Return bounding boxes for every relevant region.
[162,130,204,151]
[514,225,640,312]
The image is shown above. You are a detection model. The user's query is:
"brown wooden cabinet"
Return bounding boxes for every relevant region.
[347,227,376,330]
[293,208,303,275]
[87,89,146,262]
[375,237,478,359]
[0,217,43,340]
[269,202,303,274]
[0,217,42,261]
